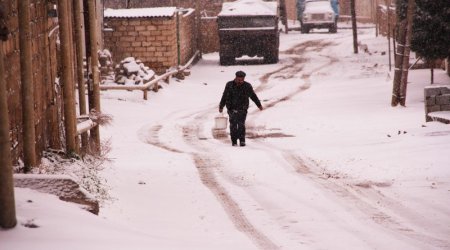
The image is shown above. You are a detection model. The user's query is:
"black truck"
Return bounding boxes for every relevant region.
[217,0,280,65]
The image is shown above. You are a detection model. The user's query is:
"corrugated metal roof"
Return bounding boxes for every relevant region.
[104,7,177,18]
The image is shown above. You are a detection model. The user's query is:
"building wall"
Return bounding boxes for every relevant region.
[285,0,297,21]
[105,15,198,73]
[340,0,382,22]
[104,0,222,13]
[178,9,197,65]
[200,17,219,53]
[0,0,62,165]
[104,17,177,73]
[376,3,396,37]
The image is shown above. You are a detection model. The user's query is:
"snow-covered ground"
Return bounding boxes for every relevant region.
[2,26,449,250]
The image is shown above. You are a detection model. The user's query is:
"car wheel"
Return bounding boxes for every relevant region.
[329,23,337,33]
[301,26,309,34]
[264,51,279,64]
[220,56,235,66]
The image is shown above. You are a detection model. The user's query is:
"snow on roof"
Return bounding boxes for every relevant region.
[104,7,177,18]
[218,0,278,16]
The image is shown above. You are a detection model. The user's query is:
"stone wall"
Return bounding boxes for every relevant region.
[104,10,197,74]
[424,85,450,122]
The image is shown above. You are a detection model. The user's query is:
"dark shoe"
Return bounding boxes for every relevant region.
[240,141,246,147]
[232,141,237,146]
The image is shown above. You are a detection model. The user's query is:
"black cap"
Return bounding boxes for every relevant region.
[235,71,246,77]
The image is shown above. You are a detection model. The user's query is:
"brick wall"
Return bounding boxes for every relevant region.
[286,0,297,21]
[104,9,198,74]
[340,0,381,22]
[424,86,450,122]
[178,9,197,65]
[376,4,396,37]
[1,0,62,165]
[200,17,219,53]
[104,17,178,74]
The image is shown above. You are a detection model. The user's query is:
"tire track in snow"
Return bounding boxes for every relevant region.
[182,115,279,250]
[280,151,449,248]
[144,124,184,153]
[253,40,338,112]
[143,112,279,249]
[141,40,339,249]
[246,36,448,248]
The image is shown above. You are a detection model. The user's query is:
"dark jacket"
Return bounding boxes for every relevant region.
[219,80,262,111]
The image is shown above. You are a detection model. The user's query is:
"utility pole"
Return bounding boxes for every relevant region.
[399,0,415,106]
[74,0,89,153]
[58,0,79,155]
[18,0,37,171]
[0,28,17,229]
[88,0,101,152]
[280,0,289,33]
[350,0,358,54]
[386,0,392,71]
[195,0,202,57]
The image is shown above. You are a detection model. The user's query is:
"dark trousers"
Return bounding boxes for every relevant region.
[228,110,247,143]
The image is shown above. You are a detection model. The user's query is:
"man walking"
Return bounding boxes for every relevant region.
[219,71,263,146]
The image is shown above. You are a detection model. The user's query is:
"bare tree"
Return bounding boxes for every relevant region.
[18,0,37,171]
[391,3,408,106]
[350,0,358,54]
[0,18,17,228]
[58,0,79,155]
[280,0,289,33]
[399,0,415,106]
[88,0,101,152]
[74,0,89,154]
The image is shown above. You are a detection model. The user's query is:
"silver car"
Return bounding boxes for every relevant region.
[300,0,337,33]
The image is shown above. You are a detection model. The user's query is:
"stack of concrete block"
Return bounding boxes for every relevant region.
[114,57,155,85]
[99,49,114,81]
[424,85,450,123]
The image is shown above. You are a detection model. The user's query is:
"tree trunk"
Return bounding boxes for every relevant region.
[58,0,79,155]
[88,0,101,152]
[391,12,407,106]
[194,0,202,57]
[0,42,17,229]
[74,0,89,154]
[399,0,415,106]
[350,0,358,54]
[18,0,37,171]
[447,58,450,77]
[280,0,289,33]
[431,63,434,84]
[386,0,392,71]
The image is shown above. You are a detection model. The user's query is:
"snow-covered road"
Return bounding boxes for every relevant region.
[97,27,449,249]
[4,27,449,250]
